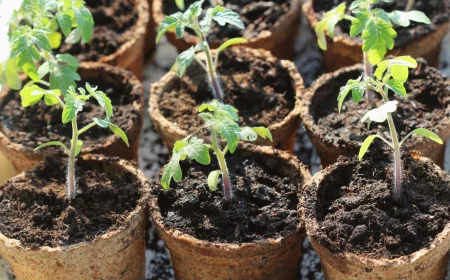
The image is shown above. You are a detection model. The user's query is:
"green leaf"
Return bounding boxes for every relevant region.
[50,64,80,92]
[156,13,182,43]
[220,122,240,153]
[56,12,72,37]
[20,85,61,107]
[375,56,417,82]
[217,104,238,121]
[252,127,273,141]
[407,128,443,145]
[186,0,204,18]
[362,18,397,65]
[388,10,430,27]
[359,135,379,160]
[72,5,94,43]
[361,101,398,123]
[239,127,258,142]
[86,83,113,118]
[207,170,221,191]
[216,38,247,53]
[175,0,185,10]
[315,3,346,50]
[48,32,62,49]
[385,79,407,97]
[161,153,183,190]
[35,141,69,153]
[213,9,244,29]
[315,21,328,50]
[3,59,22,90]
[174,47,195,78]
[65,28,82,44]
[183,136,211,165]
[56,54,79,68]
[93,118,110,128]
[349,0,362,10]
[198,100,219,112]
[337,77,364,113]
[109,123,129,147]
[350,10,369,37]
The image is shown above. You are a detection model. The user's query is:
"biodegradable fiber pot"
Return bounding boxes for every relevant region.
[153,0,302,60]
[0,155,150,280]
[149,144,312,280]
[301,154,450,279]
[300,62,450,168]
[0,62,144,174]
[0,150,17,185]
[302,0,450,72]
[149,47,304,153]
[59,0,149,79]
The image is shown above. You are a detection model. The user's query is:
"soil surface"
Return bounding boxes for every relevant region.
[163,0,292,44]
[307,152,450,259]
[159,49,295,135]
[310,59,450,151]
[0,77,139,151]
[313,0,450,47]
[0,157,141,249]
[59,0,138,61]
[152,150,302,243]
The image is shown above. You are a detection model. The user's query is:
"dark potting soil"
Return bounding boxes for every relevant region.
[162,0,292,44]
[309,59,450,151]
[159,49,295,134]
[313,0,450,48]
[59,0,138,61]
[0,76,139,150]
[153,150,303,243]
[307,152,450,259]
[0,157,142,249]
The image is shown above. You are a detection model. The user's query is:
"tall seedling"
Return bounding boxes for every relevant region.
[315,0,430,103]
[338,56,443,200]
[157,0,246,101]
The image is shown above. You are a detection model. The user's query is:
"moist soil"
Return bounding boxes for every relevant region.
[310,59,450,151]
[307,152,450,259]
[159,49,295,135]
[313,0,450,47]
[0,76,140,151]
[152,151,300,243]
[162,0,292,44]
[0,157,141,249]
[59,0,138,61]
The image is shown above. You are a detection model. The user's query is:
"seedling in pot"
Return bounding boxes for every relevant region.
[175,0,223,10]
[338,56,443,200]
[315,0,430,103]
[1,0,94,92]
[19,83,129,200]
[156,0,247,101]
[161,100,272,201]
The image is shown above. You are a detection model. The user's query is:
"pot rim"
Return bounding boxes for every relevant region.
[94,0,149,65]
[300,63,450,153]
[152,0,302,48]
[149,143,312,253]
[149,46,304,146]
[300,154,450,268]
[0,62,144,158]
[0,154,151,253]
[301,0,450,49]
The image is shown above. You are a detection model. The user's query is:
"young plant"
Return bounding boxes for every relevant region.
[338,56,443,200]
[315,0,430,103]
[161,100,272,201]
[0,0,94,92]
[156,0,246,101]
[20,83,129,200]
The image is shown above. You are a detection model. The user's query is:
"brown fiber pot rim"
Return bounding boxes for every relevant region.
[300,63,450,153]
[0,62,144,158]
[0,154,151,253]
[92,0,149,65]
[149,143,312,255]
[302,0,450,49]
[300,154,450,268]
[152,0,301,48]
[149,47,304,147]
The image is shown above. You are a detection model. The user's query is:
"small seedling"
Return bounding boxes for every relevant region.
[161,100,272,201]
[315,0,430,103]
[156,0,247,101]
[338,56,443,200]
[20,83,129,200]
[0,0,94,91]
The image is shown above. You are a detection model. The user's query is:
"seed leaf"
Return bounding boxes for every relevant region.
[407,128,443,145]
[361,101,398,123]
[359,135,379,160]
[208,170,221,191]
[35,141,69,153]
[109,123,129,147]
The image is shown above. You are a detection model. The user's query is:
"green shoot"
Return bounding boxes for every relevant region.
[0,0,94,92]
[20,83,129,200]
[315,0,430,103]
[161,100,272,201]
[338,56,443,200]
[156,0,247,101]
